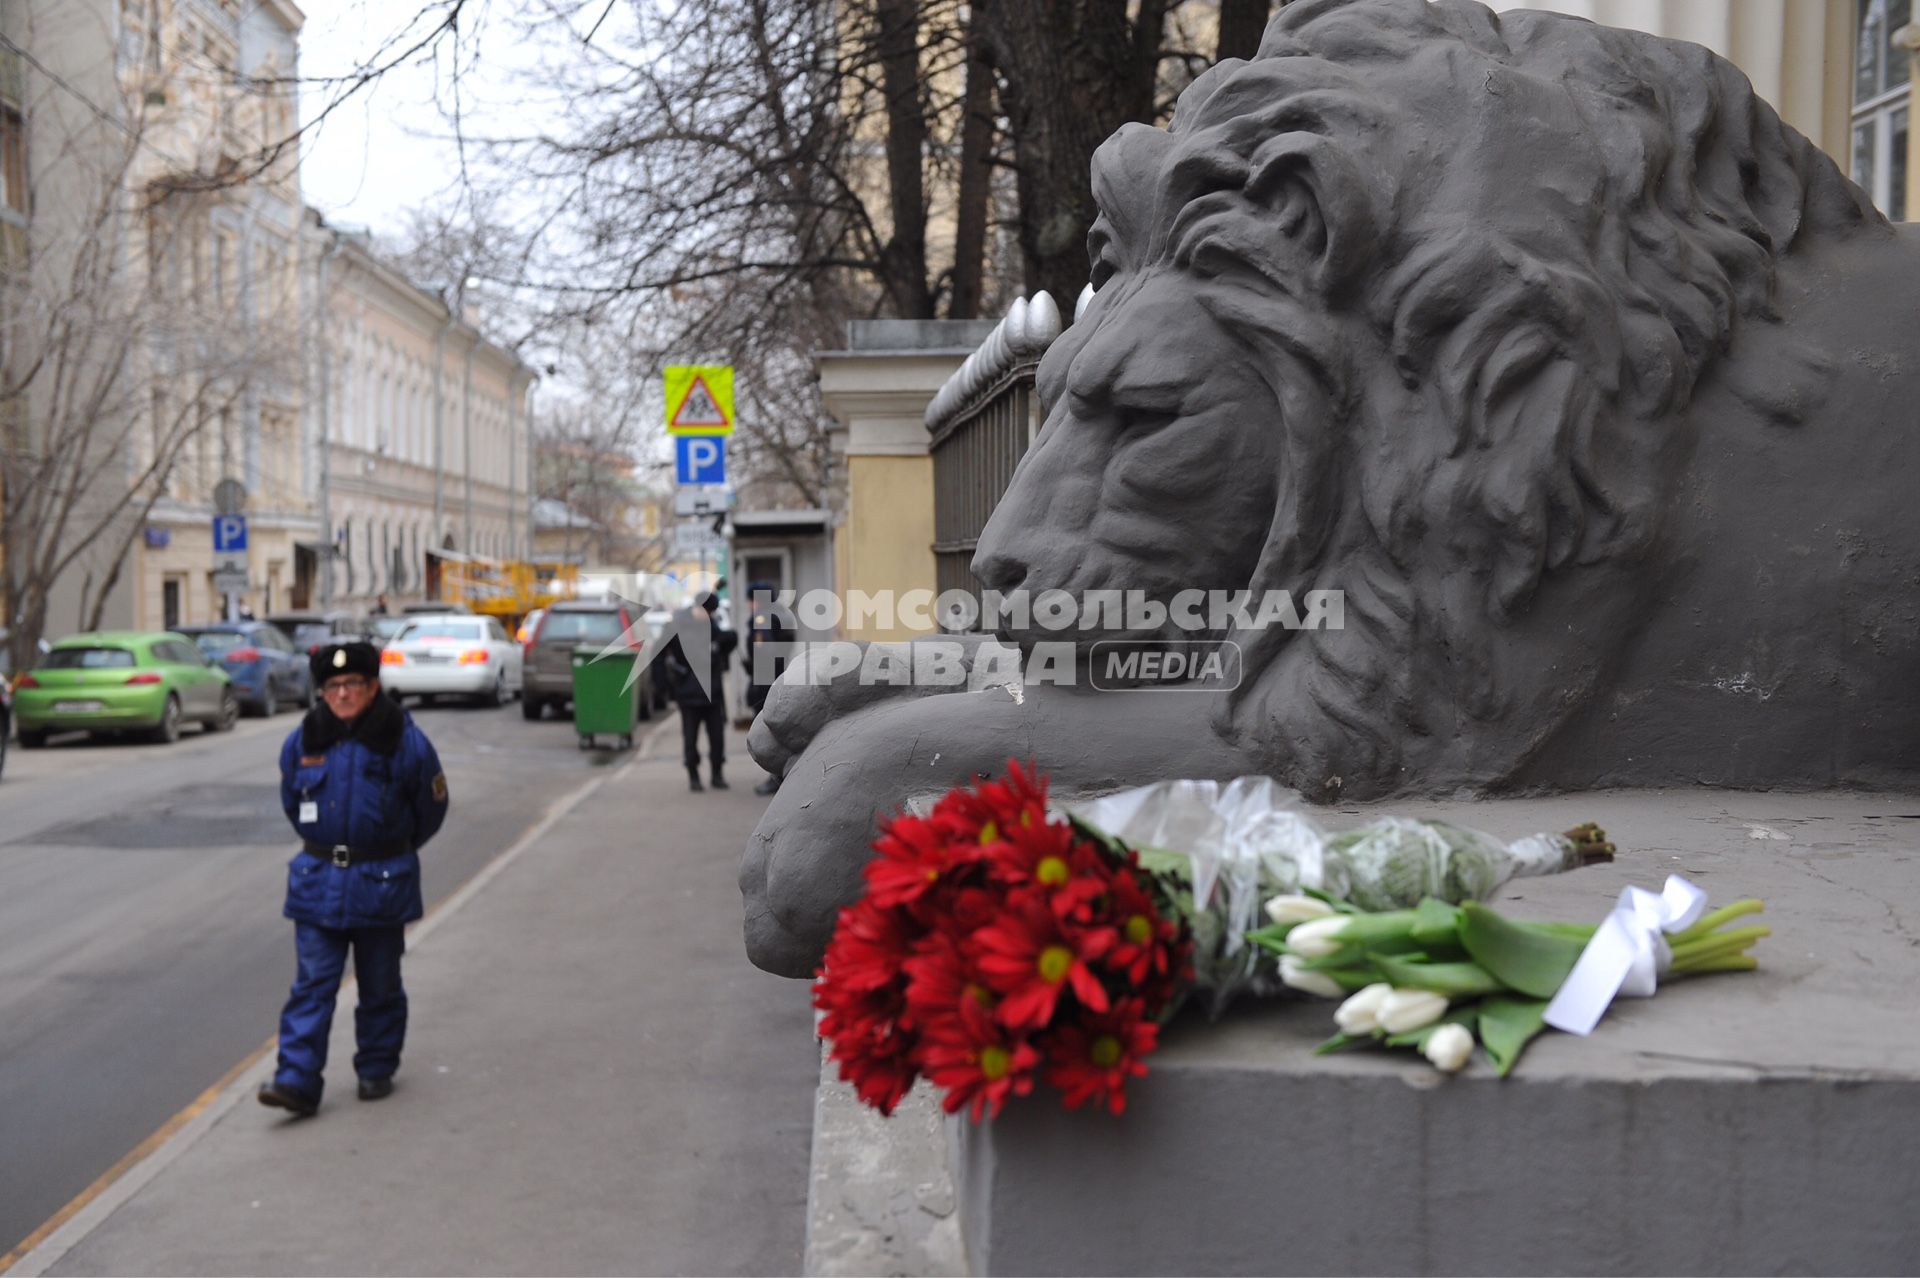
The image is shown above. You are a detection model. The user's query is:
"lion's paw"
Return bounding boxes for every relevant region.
[748,634,1021,776]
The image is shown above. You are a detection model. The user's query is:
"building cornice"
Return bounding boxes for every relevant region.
[261,0,307,33]
[323,225,537,384]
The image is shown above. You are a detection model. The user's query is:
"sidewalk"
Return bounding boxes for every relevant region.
[12,723,818,1277]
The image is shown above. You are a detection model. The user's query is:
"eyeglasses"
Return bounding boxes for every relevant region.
[321,677,372,694]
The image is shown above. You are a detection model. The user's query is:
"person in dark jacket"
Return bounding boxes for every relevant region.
[257,642,448,1117]
[741,584,795,796]
[660,593,737,792]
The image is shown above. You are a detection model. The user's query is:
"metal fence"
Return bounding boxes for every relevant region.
[929,365,1041,606]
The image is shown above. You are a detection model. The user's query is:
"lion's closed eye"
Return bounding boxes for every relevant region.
[1111,401,1181,437]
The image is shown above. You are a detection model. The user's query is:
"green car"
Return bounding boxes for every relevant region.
[13,631,240,747]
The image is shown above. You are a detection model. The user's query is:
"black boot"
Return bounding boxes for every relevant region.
[710,764,729,790]
[688,767,704,792]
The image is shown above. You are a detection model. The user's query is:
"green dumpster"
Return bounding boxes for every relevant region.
[571,645,639,750]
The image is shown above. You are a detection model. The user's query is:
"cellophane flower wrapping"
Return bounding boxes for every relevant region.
[1067,778,1584,1015]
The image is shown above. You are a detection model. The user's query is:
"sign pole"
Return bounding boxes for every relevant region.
[665,363,734,604]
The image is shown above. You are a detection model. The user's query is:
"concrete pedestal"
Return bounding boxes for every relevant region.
[947,790,1920,1275]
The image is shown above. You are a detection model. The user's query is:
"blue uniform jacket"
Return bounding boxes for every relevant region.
[278,706,448,930]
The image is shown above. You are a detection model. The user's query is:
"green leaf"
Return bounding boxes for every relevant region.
[1130,845,1195,883]
[1302,886,1361,914]
[1410,896,1463,948]
[1477,996,1550,1077]
[1246,922,1293,955]
[1313,1032,1361,1056]
[1459,903,1589,999]
[1371,954,1507,999]
[1529,920,1600,941]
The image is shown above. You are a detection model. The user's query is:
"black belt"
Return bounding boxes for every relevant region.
[302,838,411,867]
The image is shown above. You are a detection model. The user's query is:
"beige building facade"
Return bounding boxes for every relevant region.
[2,0,317,637]
[308,224,536,614]
[133,0,315,629]
[815,319,993,642]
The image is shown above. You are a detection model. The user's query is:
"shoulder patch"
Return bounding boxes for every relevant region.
[431,772,449,803]
[300,755,327,767]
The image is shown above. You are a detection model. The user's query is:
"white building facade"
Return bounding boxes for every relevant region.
[306,220,536,613]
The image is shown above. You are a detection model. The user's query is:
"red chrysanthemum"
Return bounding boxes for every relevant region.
[865,806,994,909]
[980,805,1080,886]
[814,976,918,1115]
[973,891,1115,1029]
[817,897,916,994]
[901,930,997,1037]
[1087,869,1182,989]
[919,1015,1043,1122]
[927,760,1050,852]
[1040,998,1160,1115]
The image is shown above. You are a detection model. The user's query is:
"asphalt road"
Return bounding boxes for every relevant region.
[0,694,639,1255]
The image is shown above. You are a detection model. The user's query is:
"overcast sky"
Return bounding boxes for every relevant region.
[296,0,584,239]
[296,1,451,236]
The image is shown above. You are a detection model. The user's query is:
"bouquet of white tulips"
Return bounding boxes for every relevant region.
[1256,886,1769,1075]
[1064,777,1768,1076]
[1067,779,1615,1015]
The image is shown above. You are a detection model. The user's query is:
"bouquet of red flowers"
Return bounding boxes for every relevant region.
[812,762,1191,1121]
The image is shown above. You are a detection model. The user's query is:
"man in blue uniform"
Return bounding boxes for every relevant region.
[257,641,448,1117]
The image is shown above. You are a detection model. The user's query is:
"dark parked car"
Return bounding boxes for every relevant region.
[0,649,12,783]
[0,628,50,782]
[266,611,374,656]
[178,622,315,716]
[521,600,652,722]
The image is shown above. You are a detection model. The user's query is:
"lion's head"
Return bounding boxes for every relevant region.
[972,0,1891,796]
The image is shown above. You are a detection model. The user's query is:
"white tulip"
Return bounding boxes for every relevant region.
[1422,1023,1474,1073]
[1334,983,1393,1035]
[1265,894,1336,926]
[1279,955,1346,999]
[1378,988,1449,1035]
[1284,915,1349,959]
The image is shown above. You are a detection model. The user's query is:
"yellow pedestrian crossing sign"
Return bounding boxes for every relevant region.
[665,365,734,436]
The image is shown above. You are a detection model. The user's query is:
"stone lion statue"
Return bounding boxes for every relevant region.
[741,0,1920,977]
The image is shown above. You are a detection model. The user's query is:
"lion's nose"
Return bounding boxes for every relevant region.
[971,540,1027,595]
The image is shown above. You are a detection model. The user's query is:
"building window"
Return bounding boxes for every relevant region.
[1854,0,1912,220]
[212,231,232,301]
[1,103,26,216]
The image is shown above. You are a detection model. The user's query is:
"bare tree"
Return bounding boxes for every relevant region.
[388,0,1243,509]
[1,92,296,670]
[1217,0,1280,63]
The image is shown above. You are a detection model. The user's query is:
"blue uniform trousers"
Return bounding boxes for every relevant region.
[273,922,407,1101]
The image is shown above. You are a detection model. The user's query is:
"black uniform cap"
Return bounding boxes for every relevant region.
[312,641,380,685]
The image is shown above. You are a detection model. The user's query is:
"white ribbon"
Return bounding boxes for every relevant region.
[1543,875,1710,1036]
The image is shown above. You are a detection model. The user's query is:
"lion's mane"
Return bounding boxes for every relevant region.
[1069,0,1880,795]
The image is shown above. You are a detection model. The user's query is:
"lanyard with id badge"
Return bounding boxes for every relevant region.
[298,753,325,824]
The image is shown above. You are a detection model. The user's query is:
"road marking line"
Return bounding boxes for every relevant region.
[0,1037,273,1275]
[0,755,639,1278]
[639,712,680,761]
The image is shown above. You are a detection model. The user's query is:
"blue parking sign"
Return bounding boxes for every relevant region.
[674,435,726,486]
[212,514,248,554]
